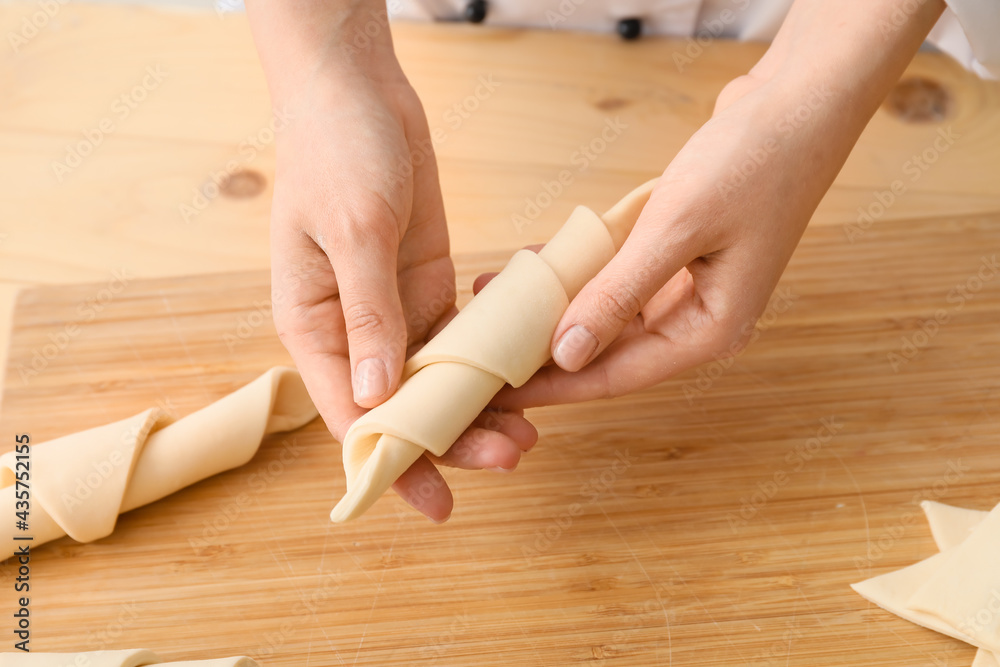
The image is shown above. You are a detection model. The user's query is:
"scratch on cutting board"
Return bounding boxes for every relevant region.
[317,522,333,573]
[257,513,350,665]
[351,512,404,665]
[757,517,839,632]
[458,542,539,663]
[596,502,673,667]
[830,453,871,577]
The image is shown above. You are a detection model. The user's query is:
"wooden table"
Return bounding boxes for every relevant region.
[1,3,1000,666]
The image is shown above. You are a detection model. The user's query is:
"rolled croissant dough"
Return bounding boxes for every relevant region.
[0,650,258,667]
[0,367,317,560]
[852,500,1000,666]
[332,181,657,522]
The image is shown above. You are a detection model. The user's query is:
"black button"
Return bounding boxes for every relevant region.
[617,17,642,40]
[464,0,488,23]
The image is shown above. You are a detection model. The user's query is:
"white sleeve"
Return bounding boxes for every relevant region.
[927,1,1000,80]
[389,0,999,80]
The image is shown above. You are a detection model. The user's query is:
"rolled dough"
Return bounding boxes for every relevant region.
[0,367,317,560]
[331,180,658,522]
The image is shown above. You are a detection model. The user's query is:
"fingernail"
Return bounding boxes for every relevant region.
[489,466,516,473]
[431,513,451,525]
[552,325,598,372]
[354,357,387,403]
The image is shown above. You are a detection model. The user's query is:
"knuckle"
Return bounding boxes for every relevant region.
[332,194,403,248]
[593,284,642,328]
[342,300,387,342]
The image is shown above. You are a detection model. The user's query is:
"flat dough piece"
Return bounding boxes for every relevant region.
[0,367,317,560]
[923,501,1000,667]
[909,502,1000,653]
[974,651,1000,667]
[853,502,1000,665]
[0,652,257,667]
[332,181,658,522]
[922,500,990,551]
[851,551,981,647]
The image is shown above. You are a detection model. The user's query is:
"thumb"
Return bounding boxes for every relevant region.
[328,225,408,408]
[550,211,697,373]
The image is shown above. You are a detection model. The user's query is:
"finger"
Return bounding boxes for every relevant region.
[270,231,364,441]
[498,266,750,409]
[324,212,409,409]
[478,408,536,451]
[433,429,522,471]
[472,272,498,295]
[392,455,454,523]
[550,188,706,373]
[433,410,537,470]
[398,257,456,344]
[472,243,544,296]
[498,330,703,408]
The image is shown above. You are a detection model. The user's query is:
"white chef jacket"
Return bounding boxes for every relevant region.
[388,0,1000,79]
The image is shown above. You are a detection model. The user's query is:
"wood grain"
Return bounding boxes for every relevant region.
[2,210,1000,665]
[2,3,1000,380]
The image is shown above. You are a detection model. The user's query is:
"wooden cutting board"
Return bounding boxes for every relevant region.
[2,212,1000,666]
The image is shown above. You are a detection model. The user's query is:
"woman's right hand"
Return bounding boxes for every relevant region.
[247,1,538,523]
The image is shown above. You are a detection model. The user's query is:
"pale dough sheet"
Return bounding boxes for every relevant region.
[331,182,657,522]
[0,651,257,666]
[910,503,1000,652]
[852,500,1000,665]
[0,367,317,560]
